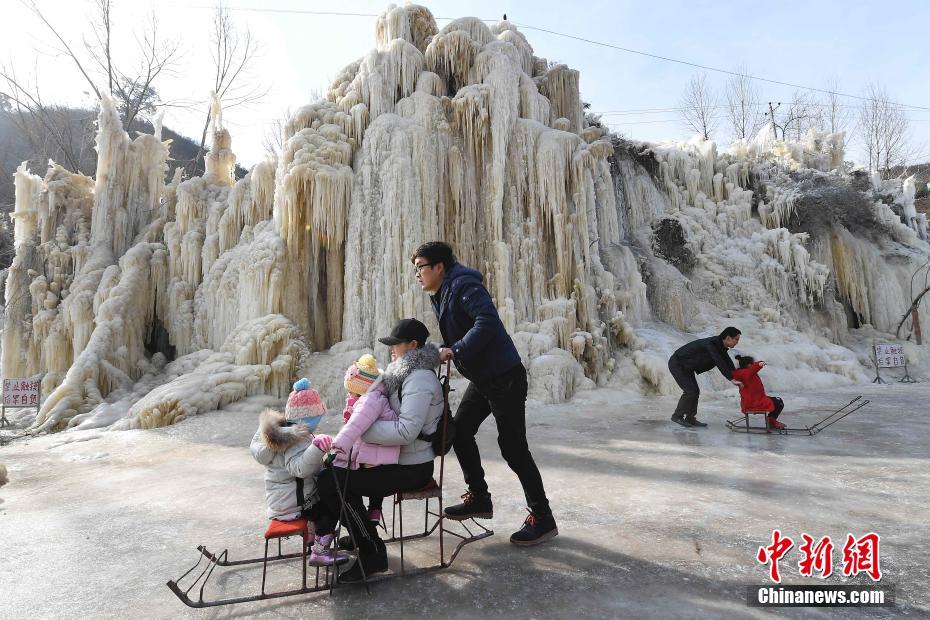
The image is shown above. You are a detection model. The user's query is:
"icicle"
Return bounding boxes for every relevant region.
[90,95,168,258]
[10,163,42,246]
[425,30,481,94]
[492,20,535,76]
[439,16,495,46]
[535,64,583,133]
[375,3,437,52]
[204,98,236,187]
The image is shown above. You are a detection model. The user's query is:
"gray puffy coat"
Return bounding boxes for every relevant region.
[250,408,326,520]
[362,344,443,465]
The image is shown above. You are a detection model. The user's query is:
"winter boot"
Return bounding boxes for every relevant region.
[671,414,691,428]
[444,491,493,520]
[685,416,707,427]
[510,510,559,546]
[308,533,350,566]
[768,418,786,430]
[338,538,388,583]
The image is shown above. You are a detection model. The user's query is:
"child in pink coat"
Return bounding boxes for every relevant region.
[334,354,400,524]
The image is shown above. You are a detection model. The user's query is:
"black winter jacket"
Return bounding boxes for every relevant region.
[429,263,522,384]
[670,336,735,380]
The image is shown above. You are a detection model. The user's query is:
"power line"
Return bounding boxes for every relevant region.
[513,23,930,113]
[603,117,715,125]
[595,101,884,116]
[178,6,497,22]
[182,5,930,113]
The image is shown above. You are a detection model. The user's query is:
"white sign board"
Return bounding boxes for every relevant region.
[2,378,40,407]
[874,344,906,369]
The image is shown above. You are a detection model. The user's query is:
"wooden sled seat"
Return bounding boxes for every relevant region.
[397,479,441,501]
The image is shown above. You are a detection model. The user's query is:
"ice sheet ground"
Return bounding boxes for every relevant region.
[2,383,928,619]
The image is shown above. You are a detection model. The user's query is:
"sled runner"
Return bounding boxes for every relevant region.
[166,520,335,607]
[167,362,493,608]
[725,395,870,436]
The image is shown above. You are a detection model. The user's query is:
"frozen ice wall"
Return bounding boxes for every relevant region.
[4,4,930,433]
[332,7,644,400]
[5,96,304,432]
[614,124,930,394]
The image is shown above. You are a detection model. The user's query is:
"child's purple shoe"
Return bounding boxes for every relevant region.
[308,533,350,566]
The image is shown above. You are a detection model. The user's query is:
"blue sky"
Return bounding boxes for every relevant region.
[3,0,928,167]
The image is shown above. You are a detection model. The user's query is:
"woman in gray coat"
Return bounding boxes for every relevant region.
[315,318,443,583]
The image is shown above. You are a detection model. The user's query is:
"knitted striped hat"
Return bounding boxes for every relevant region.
[344,354,381,396]
[285,378,327,430]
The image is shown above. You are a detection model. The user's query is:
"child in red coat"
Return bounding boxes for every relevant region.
[732,355,785,429]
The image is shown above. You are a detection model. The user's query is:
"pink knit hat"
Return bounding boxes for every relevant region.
[285,378,327,428]
[344,354,381,396]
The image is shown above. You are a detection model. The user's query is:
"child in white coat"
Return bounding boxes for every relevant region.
[249,378,347,566]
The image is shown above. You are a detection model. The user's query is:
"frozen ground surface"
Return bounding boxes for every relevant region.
[2,383,929,619]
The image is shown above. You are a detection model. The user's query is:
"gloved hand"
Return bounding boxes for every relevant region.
[312,434,333,452]
[758,361,766,367]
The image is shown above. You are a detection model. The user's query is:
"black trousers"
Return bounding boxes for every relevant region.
[668,357,700,420]
[452,363,551,516]
[314,462,434,550]
[768,396,784,418]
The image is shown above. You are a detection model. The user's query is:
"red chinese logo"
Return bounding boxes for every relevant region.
[798,534,833,578]
[757,530,794,583]
[758,531,882,583]
[842,533,882,581]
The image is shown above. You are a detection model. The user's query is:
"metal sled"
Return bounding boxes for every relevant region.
[725,395,870,436]
[166,536,335,608]
[167,362,493,608]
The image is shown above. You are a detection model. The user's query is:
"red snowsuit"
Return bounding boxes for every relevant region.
[731,362,775,413]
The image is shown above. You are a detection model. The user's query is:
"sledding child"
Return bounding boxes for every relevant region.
[250,378,347,566]
[732,355,786,429]
[335,354,401,524]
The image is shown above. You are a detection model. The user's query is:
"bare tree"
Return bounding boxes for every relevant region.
[822,79,851,134]
[262,107,293,162]
[193,5,266,171]
[0,0,188,189]
[821,78,853,152]
[21,0,181,131]
[780,90,822,142]
[859,83,914,178]
[0,64,95,172]
[107,14,181,130]
[679,73,718,141]
[725,65,762,141]
[86,0,114,95]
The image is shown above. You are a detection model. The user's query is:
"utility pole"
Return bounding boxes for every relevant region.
[768,102,781,139]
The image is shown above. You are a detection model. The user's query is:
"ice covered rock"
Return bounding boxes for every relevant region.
[5,3,930,434]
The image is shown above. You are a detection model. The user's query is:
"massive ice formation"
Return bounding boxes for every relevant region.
[5,97,304,431]
[616,126,930,391]
[3,3,929,433]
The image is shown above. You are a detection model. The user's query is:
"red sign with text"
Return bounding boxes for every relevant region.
[757,531,881,583]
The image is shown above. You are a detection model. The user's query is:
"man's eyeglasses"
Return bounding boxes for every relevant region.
[414,262,435,274]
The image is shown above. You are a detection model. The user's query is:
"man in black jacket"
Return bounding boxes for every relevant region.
[411,241,558,546]
[668,326,742,427]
